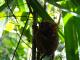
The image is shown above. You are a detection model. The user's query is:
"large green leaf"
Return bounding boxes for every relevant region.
[74,17,80,48]
[64,17,79,60]
[71,0,80,6]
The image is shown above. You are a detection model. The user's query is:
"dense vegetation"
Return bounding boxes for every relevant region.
[0,0,80,60]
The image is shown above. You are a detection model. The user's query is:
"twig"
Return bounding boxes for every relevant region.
[16,32,32,48]
[6,0,18,23]
[11,12,30,60]
[21,40,31,48]
[5,0,32,59]
[6,0,32,49]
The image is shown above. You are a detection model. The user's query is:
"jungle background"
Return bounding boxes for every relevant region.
[0,0,80,60]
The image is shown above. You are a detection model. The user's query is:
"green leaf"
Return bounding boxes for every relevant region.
[64,17,79,60]
[63,13,73,25]
[74,17,80,47]
[46,0,62,4]
[17,0,26,11]
[21,12,29,21]
[0,0,13,12]
[71,0,80,6]
[0,3,7,12]
[20,27,32,42]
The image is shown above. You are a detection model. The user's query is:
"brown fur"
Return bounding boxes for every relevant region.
[36,22,59,56]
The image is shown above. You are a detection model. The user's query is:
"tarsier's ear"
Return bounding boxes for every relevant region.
[57,13,61,25]
[54,13,61,26]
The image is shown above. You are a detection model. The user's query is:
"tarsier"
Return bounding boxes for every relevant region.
[36,14,61,60]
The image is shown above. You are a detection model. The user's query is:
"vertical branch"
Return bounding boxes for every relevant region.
[26,0,38,60]
[42,0,47,21]
[32,11,38,60]
[37,51,40,60]
[44,0,47,11]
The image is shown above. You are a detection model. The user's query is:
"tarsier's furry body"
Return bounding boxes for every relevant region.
[36,21,59,59]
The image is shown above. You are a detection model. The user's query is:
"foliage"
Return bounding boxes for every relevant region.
[0,0,80,60]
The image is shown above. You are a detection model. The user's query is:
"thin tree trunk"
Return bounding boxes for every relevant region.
[32,10,38,60]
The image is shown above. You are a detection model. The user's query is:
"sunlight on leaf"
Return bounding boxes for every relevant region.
[0,0,5,6]
[21,42,31,48]
[58,0,66,5]
[14,11,22,16]
[17,0,26,12]
[70,8,77,12]
[29,13,33,18]
[63,13,73,25]
[75,49,78,55]
[21,42,28,48]
[14,7,19,12]
[5,20,15,32]
[14,11,23,20]
[0,12,6,20]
